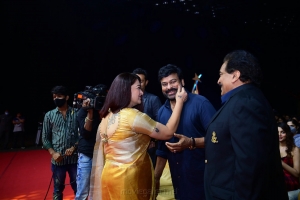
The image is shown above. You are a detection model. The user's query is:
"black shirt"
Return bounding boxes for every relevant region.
[77,108,101,158]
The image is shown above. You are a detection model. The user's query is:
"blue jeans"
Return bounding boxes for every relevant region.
[75,153,93,200]
[51,163,77,200]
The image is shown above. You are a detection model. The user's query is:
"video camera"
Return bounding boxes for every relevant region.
[73,84,108,110]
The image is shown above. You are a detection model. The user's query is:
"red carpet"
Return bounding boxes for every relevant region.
[0,149,75,200]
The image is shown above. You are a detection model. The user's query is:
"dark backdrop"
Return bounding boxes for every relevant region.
[1,0,300,141]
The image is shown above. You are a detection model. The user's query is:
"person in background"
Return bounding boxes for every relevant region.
[204,49,288,199]
[12,112,25,149]
[42,85,78,200]
[35,111,45,146]
[287,118,300,148]
[278,122,300,200]
[292,116,300,124]
[277,116,287,123]
[132,67,162,167]
[0,109,13,149]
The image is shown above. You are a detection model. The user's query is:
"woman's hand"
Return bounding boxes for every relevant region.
[176,84,187,103]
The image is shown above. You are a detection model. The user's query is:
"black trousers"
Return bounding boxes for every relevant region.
[0,129,11,149]
[12,131,25,148]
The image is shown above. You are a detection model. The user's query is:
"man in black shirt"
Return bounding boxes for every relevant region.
[75,98,101,200]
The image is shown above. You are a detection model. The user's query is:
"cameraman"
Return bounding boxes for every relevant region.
[75,98,101,200]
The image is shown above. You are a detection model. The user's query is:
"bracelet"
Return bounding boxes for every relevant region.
[85,117,93,122]
[189,137,196,150]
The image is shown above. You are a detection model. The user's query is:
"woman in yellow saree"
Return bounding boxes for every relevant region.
[88,72,186,200]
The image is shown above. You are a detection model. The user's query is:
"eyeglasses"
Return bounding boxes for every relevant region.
[161,79,178,88]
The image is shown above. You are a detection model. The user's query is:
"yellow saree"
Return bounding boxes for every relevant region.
[157,161,175,200]
[89,108,157,200]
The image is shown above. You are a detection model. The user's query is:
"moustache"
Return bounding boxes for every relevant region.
[166,88,177,94]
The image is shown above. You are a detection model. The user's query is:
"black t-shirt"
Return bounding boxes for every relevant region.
[77,108,101,158]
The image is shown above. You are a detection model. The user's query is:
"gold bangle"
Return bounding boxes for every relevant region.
[85,117,93,122]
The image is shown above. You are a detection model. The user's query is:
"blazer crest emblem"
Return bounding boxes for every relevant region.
[211,131,218,143]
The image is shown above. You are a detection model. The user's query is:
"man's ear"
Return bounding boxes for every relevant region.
[66,95,69,101]
[145,80,149,86]
[232,70,240,82]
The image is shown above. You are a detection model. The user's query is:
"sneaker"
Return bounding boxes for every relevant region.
[21,147,25,149]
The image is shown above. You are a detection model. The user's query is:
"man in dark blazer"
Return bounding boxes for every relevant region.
[204,50,288,199]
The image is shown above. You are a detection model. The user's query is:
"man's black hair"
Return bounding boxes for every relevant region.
[51,85,68,95]
[158,64,183,82]
[132,68,148,81]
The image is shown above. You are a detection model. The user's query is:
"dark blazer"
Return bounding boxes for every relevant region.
[204,84,288,200]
